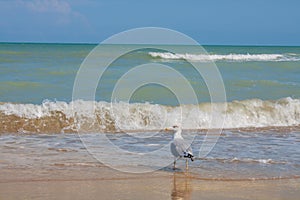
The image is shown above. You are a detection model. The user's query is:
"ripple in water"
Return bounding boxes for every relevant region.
[0,130,299,180]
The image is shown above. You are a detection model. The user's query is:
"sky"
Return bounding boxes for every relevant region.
[0,0,300,45]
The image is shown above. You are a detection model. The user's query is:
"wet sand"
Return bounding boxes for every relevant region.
[1,166,299,200]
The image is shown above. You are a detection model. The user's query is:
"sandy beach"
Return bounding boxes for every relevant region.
[1,166,299,200]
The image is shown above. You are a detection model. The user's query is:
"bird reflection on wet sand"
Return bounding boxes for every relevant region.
[171,172,193,200]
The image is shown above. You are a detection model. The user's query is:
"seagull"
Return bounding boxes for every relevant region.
[165,125,194,170]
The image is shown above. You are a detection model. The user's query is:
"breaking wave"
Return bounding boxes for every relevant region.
[149,52,300,62]
[0,97,300,133]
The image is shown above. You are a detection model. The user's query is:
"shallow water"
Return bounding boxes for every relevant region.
[1,130,299,180]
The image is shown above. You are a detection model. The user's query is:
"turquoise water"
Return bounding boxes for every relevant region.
[1,43,300,104]
[1,43,300,132]
[0,43,92,103]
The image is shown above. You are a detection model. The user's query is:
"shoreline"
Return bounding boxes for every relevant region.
[0,125,300,135]
[1,173,299,184]
[1,167,299,200]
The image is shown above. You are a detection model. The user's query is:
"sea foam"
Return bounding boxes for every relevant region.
[149,52,300,62]
[0,97,300,133]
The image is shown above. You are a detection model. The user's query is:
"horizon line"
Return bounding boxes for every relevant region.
[0,41,300,47]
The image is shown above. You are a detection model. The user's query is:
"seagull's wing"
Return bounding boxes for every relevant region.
[171,142,181,157]
[172,138,193,158]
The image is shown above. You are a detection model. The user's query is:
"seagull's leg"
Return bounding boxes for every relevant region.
[185,159,188,171]
[173,158,176,170]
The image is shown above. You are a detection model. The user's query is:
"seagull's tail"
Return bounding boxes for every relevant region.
[184,153,194,162]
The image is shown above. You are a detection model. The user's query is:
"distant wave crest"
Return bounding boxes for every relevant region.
[149,52,300,62]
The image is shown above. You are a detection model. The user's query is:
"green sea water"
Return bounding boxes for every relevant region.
[0,43,300,105]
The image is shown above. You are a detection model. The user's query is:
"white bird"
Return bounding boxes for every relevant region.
[166,125,194,170]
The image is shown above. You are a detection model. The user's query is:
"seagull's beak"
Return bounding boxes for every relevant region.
[165,128,170,131]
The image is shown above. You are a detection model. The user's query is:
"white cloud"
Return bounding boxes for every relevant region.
[22,0,71,14]
[11,0,93,34]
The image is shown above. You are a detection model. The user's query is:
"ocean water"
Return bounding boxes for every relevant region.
[0,43,299,179]
[0,43,300,133]
[0,44,300,104]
